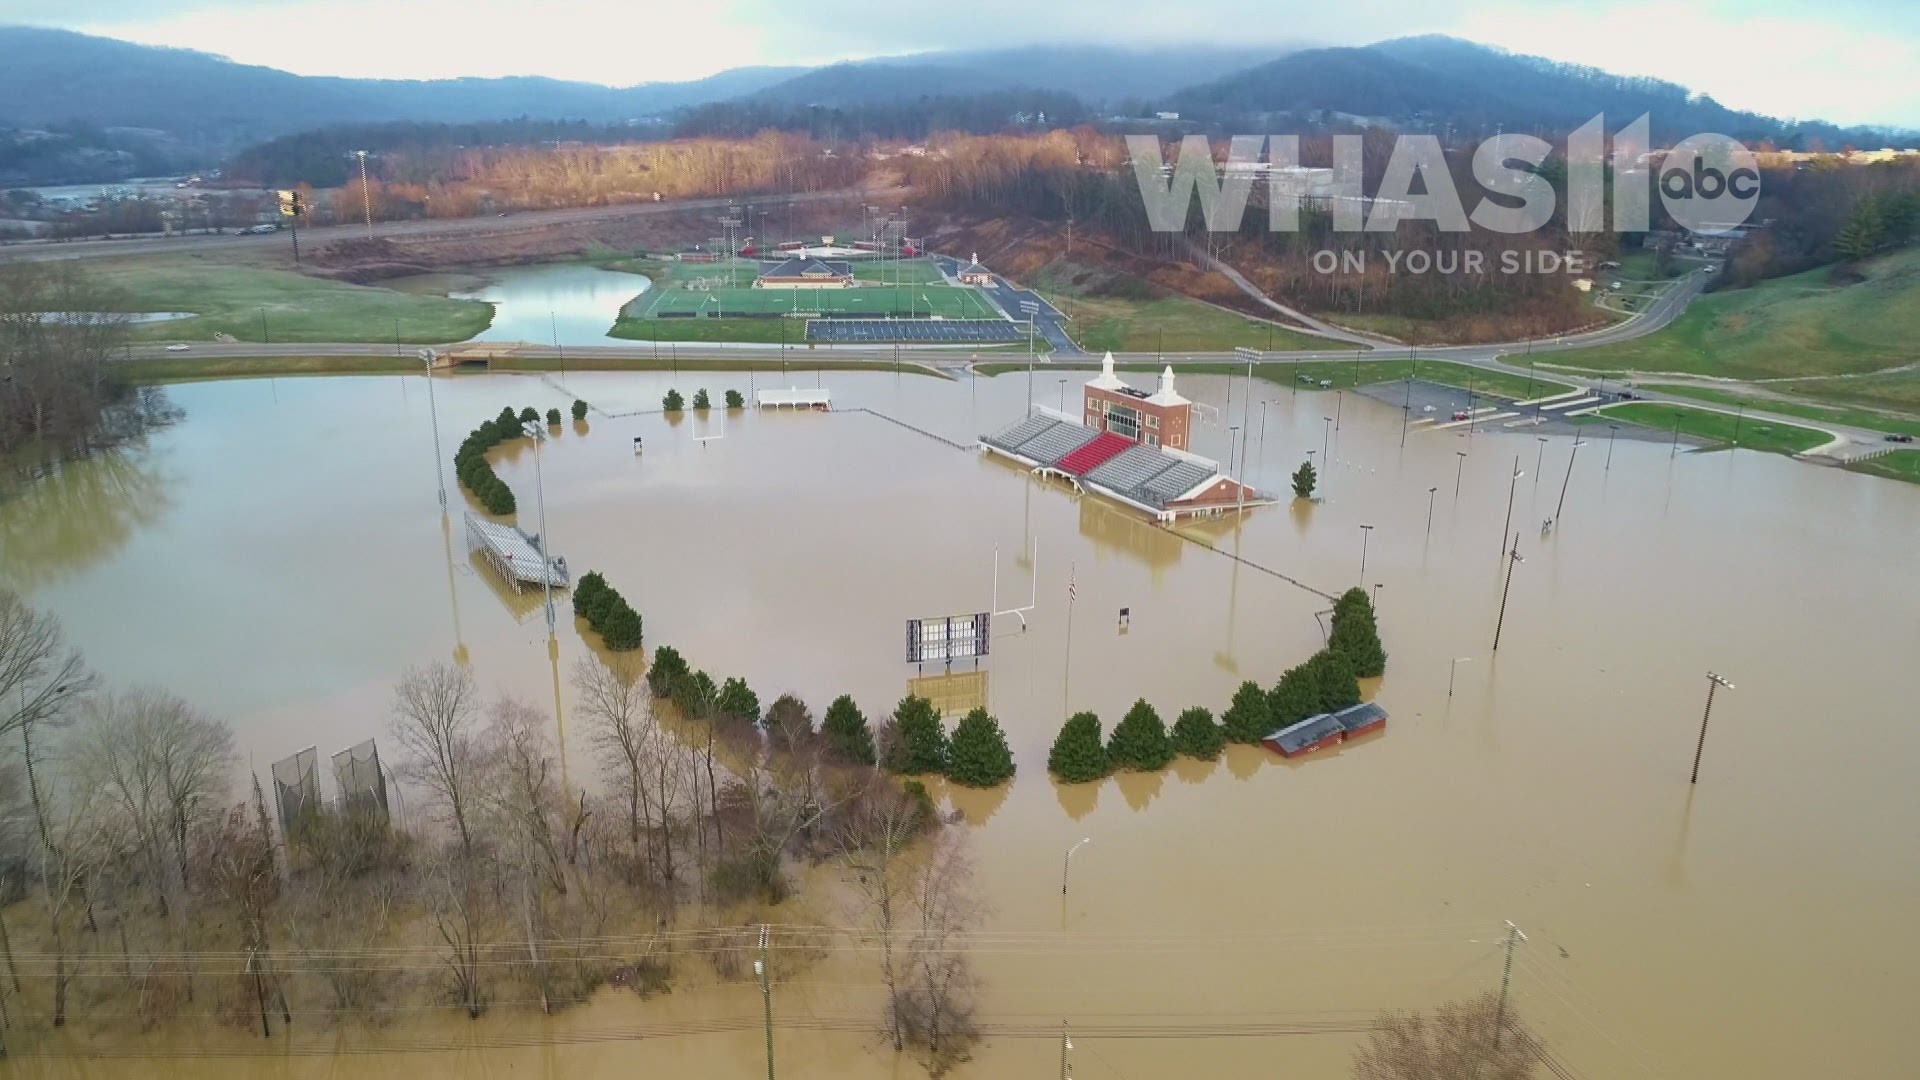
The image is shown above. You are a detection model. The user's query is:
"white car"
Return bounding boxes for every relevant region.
[164,344,190,352]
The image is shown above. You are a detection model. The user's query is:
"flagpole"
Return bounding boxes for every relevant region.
[1064,561,1077,712]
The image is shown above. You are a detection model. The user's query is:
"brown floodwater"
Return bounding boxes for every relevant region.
[2,364,1917,1078]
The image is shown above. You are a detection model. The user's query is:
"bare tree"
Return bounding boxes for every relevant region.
[900,829,983,1074]
[0,591,92,861]
[36,773,115,1027]
[838,775,934,1053]
[572,656,657,879]
[280,797,405,1020]
[389,663,481,856]
[67,689,232,906]
[423,845,492,1020]
[1351,991,1539,1080]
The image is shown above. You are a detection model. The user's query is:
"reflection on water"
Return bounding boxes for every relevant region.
[0,445,171,589]
[4,368,1920,1078]
[907,669,989,718]
[449,263,652,346]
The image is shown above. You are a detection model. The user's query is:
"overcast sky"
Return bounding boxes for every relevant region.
[5,0,1916,127]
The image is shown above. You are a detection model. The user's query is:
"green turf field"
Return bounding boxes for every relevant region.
[619,255,997,323]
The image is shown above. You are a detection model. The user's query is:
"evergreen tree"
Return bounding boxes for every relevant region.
[947,708,1016,787]
[599,605,644,651]
[572,571,608,617]
[692,388,712,410]
[662,389,685,412]
[884,695,947,775]
[646,645,688,698]
[1309,649,1362,712]
[496,406,519,431]
[716,676,761,724]
[1834,200,1885,261]
[1106,698,1173,771]
[822,694,876,765]
[1170,706,1224,760]
[1291,459,1317,498]
[725,388,746,409]
[518,406,541,426]
[764,694,814,747]
[1267,663,1321,728]
[571,399,589,421]
[675,670,718,716]
[546,407,563,426]
[1047,711,1109,783]
[1328,587,1387,678]
[1221,679,1273,744]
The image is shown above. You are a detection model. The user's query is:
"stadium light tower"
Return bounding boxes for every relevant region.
[355,150,374,240]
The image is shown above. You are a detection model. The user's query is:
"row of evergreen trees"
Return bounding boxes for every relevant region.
[879,696,1016,788]
[661,388,746,412]
[644,645,763,725]
[454,406,530,515]
[572,571,644,651]
[1047,587,1387,783]
[454,401,589,515]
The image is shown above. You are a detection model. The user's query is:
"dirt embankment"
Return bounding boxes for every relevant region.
[925,214,1273,311]
[306,197,875,282]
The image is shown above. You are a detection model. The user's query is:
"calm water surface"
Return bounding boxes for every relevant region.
[3,366,1917,1078]
[447,263,651,345]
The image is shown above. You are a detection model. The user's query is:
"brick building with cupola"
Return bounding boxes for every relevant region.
[1082,355,1192,452]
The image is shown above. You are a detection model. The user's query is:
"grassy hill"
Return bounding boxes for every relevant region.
[1559,247,1920,386]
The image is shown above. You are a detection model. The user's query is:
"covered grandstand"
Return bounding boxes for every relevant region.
[979,410,1270,521]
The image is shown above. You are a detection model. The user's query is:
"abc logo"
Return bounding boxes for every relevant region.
[1659,134,1761,232]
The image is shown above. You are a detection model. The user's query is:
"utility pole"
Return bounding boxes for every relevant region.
[356,149,374,240]
[1493,533,1524,652]
[757,925,775,1080]
[1690,672,1734,784]
[418,350,446,512]
[1499,456,1524,558]
[1494,920,1527,1049]
[1554,437,1585,522]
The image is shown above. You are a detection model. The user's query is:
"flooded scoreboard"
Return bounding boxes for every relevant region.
[906,612,991,664]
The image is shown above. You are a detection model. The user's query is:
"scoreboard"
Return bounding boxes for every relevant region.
[906,612,991,664]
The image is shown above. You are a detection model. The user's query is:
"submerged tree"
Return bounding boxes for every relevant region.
[662,389,685,412]
[1291,459,1317,499]
[884,695,948,776]
[692,388,712,411]
[1046,711,1109,783]
[822,694,876,765]
[1351,991,1538,1080]
[1328,587,1388,678]
[1170,706,1224,760]
[1220,680,1273,745]
[1106,698,1173,771]
[725,388,746,409]
[946,708,1014,787]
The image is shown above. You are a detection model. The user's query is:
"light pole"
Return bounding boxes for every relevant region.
[1554,437,1585,522]
[418,349,446,512]
[521,421,556,635]
[1022,300,1039,416]
[757,925,775,1080]
[1492,533,1524,652]
[1424,485,1438,540]
[1690,672,1734,784]
[1499,457,1524,559]
[1257,399,1271,477]
[1448,656,1472,698]
[1057,378,1068,413]
[1357,523,1374,585]
[1229,426,1242,511]
[355,149,373,240]
[1059,1022,1074,1080]
[1533,436,1548,489]
[1062,837,1092,896]
[1321,415,1333,467]
[1605,423,1621,471]
[1454,450,1467,500]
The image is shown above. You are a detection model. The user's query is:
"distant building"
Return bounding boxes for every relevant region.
[754,257,854,289]
[957,253,995,287]
[1156,111,1181,121]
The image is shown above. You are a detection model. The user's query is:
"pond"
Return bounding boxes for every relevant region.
[5,366,1919,1078]
[441,263,650,346]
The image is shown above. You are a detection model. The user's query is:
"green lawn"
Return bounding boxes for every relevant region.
[977,358,1570,402]
[1067,296,1327,353]
[1592,402,1833,455]
[1845,451,1920,484]
[1559,246,1920,382]
[1614,250,1683,281]
[94,257,494,344]
[851,257,946,285]
[1637,383,1920,439]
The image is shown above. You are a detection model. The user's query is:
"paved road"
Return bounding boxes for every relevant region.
[0,188,884,264]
